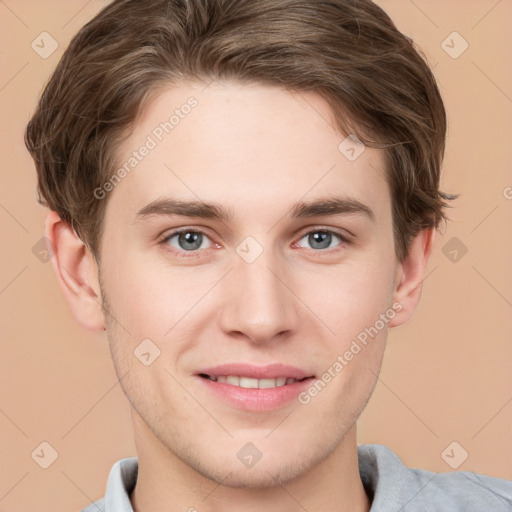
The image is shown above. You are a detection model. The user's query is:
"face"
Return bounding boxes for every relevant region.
[97,80,400,487]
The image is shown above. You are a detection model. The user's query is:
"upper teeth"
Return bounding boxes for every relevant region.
[207,375,299,388]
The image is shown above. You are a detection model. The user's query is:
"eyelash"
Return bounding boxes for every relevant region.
[158,227,351,259]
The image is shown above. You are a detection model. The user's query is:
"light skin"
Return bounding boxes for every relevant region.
[46,80,434,512]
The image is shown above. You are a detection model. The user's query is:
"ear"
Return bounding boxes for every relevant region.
[388,228,435,328]
[45,210,106,331]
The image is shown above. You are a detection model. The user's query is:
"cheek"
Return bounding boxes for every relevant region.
[313,252,396,398]
[300,268,392,418]
[102,251,193,338]
[306,257,396,338]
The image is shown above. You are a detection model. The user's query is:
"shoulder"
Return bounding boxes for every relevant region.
[358,444,512,511]
[407,466,512,511]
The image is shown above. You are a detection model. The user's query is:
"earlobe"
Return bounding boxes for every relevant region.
[388,228,435,328]
[45,210,106,331]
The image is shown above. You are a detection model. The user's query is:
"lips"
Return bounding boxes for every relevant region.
[195,363,316,412]
[196,363,314,381]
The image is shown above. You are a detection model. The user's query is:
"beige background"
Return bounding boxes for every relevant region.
[1,0,511,510]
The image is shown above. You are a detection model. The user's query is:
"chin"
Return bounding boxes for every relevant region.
[207,459,309,490]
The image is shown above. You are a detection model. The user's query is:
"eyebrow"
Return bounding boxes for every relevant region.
[133,196,375,223]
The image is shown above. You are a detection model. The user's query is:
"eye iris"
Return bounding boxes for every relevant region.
[309,231,331,249]
[179,231,202,250]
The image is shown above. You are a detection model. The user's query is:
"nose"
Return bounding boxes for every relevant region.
[217,249,299,345]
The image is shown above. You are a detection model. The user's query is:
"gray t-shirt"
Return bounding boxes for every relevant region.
[82,443,512,511]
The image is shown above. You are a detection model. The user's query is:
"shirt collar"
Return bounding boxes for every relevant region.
[99,444,412,511]
[104,456,138,511]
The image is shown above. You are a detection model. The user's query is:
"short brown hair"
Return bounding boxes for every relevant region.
[25,0,454,262]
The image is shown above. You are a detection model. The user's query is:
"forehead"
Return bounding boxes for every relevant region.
[105,80,390,226]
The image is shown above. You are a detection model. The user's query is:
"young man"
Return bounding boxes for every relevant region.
[25,0,511,510]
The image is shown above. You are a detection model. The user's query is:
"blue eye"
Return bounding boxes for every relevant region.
[163,230,212,251]
[296,230,345,250]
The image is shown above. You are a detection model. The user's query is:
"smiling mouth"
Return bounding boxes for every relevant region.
[198,374,311,389]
